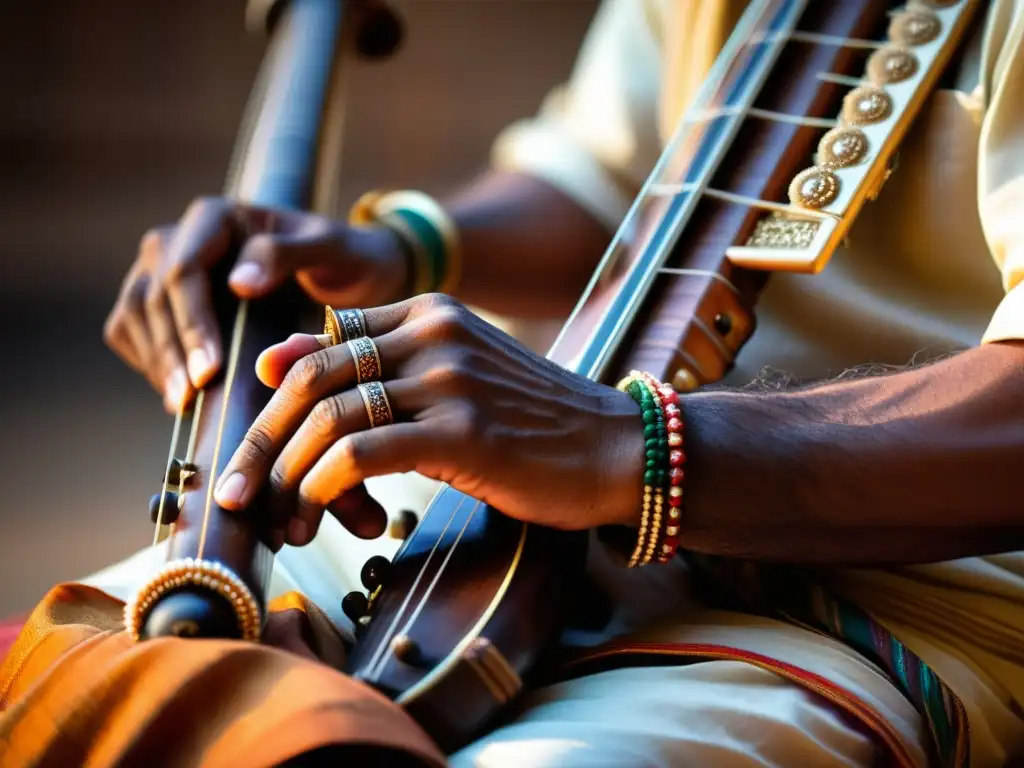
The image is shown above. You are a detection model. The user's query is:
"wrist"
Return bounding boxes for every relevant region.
[602,372,688,567]
[332,224,411,306]
[349,189,462,297]
[595,389,647,529]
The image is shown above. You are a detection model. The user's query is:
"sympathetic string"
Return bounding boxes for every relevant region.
[197,299,250,561]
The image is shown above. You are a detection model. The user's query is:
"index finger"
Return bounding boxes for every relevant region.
[213,339,360,511]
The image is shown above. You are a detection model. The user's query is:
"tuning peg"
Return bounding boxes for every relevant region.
[342,591,369,623]
[388,509,419,540]
[360,555,392,592]
[149,491,181,524]
[390,634,421,665]
[162,458,199,487]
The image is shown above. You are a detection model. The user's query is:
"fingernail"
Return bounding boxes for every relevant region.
[287,518,308,545]
[215,472,248,509]
[164,369,186,411]
[229,263,266,290]
[187,346,214,385]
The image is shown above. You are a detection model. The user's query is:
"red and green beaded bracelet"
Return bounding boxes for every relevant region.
[617,371,685,566]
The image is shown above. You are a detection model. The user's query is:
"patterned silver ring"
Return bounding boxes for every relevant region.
[324,306,367,345]
[357,381,394,428]
[348,336,382,383]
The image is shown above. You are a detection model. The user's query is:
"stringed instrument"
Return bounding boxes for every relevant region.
[122,0,981,753]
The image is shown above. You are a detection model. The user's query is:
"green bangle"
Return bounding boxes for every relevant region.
[388,207,449,293]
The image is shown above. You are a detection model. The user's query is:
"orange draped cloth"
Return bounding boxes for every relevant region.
[0,584,446,767]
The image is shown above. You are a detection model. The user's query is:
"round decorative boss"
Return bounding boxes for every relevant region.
[818,127,869,168]
[789,166,840,209]
[867,46,919,85]
[842,85,893,125]
[889,9,942,46]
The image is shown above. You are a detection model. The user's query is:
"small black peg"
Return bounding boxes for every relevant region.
[163,458,199,487]
[361,555,392,591]
[149,491,180,524]
[163,458,183,486]
[713,313,733,337]
[389,509,419,540]
[342,591,368,623]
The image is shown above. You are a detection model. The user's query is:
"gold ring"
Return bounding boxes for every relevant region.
[357,381,393,428]
[348,336,382,383]
[324,306,367,345]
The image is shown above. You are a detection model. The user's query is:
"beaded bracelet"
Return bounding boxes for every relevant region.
[617,371,686,566]
[349,189,462,296]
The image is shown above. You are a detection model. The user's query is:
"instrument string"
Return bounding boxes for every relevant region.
[369,498,485,678]
[367,2,811,673]
[363,491,472,676]
[152,410,185,550]
[197,299,249,560]
[161,390,207,563]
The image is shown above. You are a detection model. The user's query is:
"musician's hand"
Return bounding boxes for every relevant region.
[213,294,646,545]
[103,197,409,412]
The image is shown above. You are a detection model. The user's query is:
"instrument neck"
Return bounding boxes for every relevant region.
[546,0,801,386]
[549,0,982,392]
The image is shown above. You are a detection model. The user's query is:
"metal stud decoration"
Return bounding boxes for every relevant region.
[842,85,893,125]
[788,166,841,209]
[817,126,869,168]
[889,9,942,46]
[866,46,919,85]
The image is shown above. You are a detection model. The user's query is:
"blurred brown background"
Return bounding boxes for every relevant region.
[0,0,597,615]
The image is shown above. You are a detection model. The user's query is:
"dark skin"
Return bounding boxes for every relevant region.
[103,172,610,412]
[105,172,1024,565]
[212,308,1024,564]
[679,339,1024,565]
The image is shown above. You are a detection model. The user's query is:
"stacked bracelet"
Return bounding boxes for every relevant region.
[617,371,686,567]
[349,189,462,296]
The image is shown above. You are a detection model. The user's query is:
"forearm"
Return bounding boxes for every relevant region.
[679,341,1024,566]
[441,171,612,318]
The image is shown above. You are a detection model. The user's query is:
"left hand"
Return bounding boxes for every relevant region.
[213,293,645,546]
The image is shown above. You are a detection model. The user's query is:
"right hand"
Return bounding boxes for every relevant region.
[104,196,410,412]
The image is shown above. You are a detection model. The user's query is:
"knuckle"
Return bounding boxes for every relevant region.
[421,291,456,310]
[447,401,486,443]
[429,304,470,342]
[427,354,476,394]
[267,464,291,494]
[241,422,275,464]
[309,396,345,437]
[285,350,331,393]
[338,434,367,473]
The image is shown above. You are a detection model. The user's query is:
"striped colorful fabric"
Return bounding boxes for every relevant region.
[684,553,970,768]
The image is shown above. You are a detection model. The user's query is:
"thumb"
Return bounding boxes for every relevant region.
[255,333,326,388]
[228,223,345,299]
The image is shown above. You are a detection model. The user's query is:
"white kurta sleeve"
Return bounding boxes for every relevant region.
[490,0,665,232]
[978,0,1024,343]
